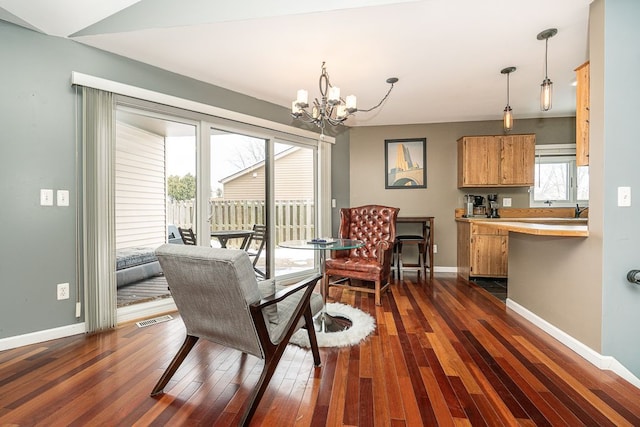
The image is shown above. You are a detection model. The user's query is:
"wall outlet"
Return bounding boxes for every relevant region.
[57,283,70,300]
[503,197,512,207]
[57,190,70,206]
[618,186,631,207]
[40,189,54,206]
[433,244,438,254]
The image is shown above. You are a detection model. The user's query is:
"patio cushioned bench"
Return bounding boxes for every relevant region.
[116,247,163,288]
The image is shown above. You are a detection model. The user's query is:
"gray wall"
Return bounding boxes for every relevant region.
[504,0,640,378]
[595,0,640,377]
[331,130,351,235]
[349,117,575,267]
[508,234,602,351]
[0,21,322,339]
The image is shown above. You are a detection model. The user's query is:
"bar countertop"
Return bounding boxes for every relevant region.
[455,217,589,237]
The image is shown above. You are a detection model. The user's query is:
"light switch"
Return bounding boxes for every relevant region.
[503,197,512,207]
[40,189,54,206]
[618,186,631,207]
[57,190,70,206]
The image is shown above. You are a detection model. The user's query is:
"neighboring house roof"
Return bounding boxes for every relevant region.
[220,146,314,200]
[219,146,300,184]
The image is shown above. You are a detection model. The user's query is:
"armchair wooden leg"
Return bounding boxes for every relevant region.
[239,342,291,427]
[304,307,321,366]
[150,334,199,397]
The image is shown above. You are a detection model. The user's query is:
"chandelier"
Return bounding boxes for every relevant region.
[291,62,398,132]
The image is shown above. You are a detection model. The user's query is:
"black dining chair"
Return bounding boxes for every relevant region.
[245,224,267,278]
[177,227,197,245]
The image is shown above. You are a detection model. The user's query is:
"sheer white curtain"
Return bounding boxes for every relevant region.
[82,87,117,332]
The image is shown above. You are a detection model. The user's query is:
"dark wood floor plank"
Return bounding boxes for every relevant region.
[2,273,640,426]
[342,344,360,425]
[418,366,457,426]
[422,347,466,419]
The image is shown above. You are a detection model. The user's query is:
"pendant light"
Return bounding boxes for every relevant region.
[537,28,557,111]
[501,66,516,132]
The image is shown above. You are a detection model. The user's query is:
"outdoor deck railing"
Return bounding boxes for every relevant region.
[168,199,315,244]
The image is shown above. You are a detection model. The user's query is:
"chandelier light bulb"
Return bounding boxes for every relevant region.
[296,89,308,108]
[328,86,340,105]
[291,101,301,116]
[346,95,357,112]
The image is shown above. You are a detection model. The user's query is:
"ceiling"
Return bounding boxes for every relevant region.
[0,0,592,127]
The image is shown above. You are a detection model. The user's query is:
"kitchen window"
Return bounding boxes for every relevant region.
[530,144,589,207]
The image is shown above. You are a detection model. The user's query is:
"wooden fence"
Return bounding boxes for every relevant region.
[167,199,316,243]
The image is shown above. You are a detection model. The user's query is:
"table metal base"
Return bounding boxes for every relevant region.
[314,311,353,333]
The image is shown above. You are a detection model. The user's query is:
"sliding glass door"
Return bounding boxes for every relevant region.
[115,108,196,308]
[273,141,317,276]
[208,128,319,279]
[209,129,268,274]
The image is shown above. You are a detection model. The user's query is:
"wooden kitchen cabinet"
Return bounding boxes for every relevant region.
[575,61,590,166]
[457,221,508,280]
[457,134,535,187]
[457,136,500,186]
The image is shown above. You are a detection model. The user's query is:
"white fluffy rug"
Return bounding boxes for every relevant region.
[289,302,376,348]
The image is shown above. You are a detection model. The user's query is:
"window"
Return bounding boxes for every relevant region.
[530,144,589,207]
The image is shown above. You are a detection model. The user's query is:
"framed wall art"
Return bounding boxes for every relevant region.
[384,138,427,189]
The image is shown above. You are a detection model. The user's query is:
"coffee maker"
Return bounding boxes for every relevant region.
[472,195,486,216]
[487,194,500,218]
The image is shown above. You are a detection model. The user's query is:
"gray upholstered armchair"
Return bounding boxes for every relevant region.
[151,244,323,426]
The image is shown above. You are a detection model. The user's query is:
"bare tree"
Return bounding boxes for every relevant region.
[228,137,265,170]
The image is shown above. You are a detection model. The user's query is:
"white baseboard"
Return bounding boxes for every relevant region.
[506,298,640,389]
[434,266,458,273]
[117,297,177,324]
[0,299,178,352]
[0,323,86,352]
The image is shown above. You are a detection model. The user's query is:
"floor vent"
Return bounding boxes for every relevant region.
[136,314,173,328]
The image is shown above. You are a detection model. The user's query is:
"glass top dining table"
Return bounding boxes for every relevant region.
[278,238,364,252]
[279,238,364,333]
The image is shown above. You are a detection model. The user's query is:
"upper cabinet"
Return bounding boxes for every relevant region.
[575,61,590,166]
[457,134,535,188]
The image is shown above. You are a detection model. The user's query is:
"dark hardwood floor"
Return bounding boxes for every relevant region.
[2,273,639,426]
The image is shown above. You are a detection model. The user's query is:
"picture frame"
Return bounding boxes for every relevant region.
[384,138,427,189]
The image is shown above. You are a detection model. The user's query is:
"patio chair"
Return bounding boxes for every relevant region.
[246,224,267,278]
[151,244,323,426]
[177,227,197,245]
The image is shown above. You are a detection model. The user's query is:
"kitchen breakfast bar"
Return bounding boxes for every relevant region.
[457,216,602,356]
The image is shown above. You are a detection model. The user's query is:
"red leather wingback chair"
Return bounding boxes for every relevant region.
[325,205,399,305]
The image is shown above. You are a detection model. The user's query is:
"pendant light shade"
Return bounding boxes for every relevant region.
[540,78,552,111]
[501,67,516,132]
[537,28,557,111]
[503,105,513,132]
